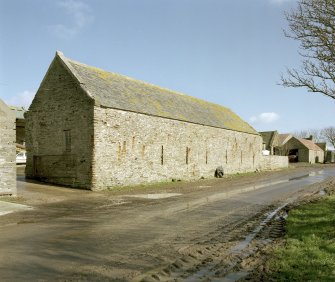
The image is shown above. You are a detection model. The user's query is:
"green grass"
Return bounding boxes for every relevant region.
[268,196,335,281]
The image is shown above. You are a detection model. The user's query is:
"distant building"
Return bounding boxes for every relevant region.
[282,137,324,163]
[25,52,287,190]
[326,151,335,163]
[9,106,26,149]
[0,99,16,196]
[315,142,327,152]
[259,131,280,155]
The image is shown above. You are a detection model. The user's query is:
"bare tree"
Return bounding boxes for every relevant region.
[321,126,335,147]
[281,0,335,99]
[292,128,323,142]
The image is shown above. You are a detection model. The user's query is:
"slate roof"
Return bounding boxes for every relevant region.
[278,134,292,146]
[56,52,258,135]
[297,138,323,151]
[259,131,278,147]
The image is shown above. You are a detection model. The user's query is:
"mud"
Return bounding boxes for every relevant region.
[0,164,334,281]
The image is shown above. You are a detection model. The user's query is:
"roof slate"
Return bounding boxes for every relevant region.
[260,131,279,147]
[57,52,258,135]
[278,134,292,146]
[297,138,323,151]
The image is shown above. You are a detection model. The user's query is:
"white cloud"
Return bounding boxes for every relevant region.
[5,90,35,109]
[268,0,294,5]
[249,112,280,124]
[49,0,94,39]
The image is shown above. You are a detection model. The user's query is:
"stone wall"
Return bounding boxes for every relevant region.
[25,57,94,188]
[16,120,25,145]
[258,155,288,171]
[0,99,16,196]
[92,107,263,190]
[306,149,324,164]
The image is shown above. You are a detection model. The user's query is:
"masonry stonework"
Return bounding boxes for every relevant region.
[26,52,288,190]
[92,107,263,189]
[258,155,288,171]
[0,99,16,195]
[281,137,324,163]
[25,58,94,188]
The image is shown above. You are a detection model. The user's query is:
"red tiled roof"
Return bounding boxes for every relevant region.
[298,138,323,151]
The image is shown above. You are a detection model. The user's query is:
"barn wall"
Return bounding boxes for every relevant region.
[307,149,324,164]
[25,58,94,188]
[92,107,263,189]
[258,156,288,171]
[0,101,16,195]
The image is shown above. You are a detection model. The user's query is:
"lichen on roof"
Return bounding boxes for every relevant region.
[297,138,323,151]
[57,52,258,135]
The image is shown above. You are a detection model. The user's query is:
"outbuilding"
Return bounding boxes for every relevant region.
[0,99,16,196]
[282,137,324,163]
[26,52,270,190]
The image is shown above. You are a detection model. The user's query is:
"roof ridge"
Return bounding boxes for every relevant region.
[61,53,240,114]
[54,51,258,135]
[62,53,188,98]
[56,51,95,101]
[296,137,323,151]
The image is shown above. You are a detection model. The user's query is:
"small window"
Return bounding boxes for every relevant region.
[64,130,71,152]
[186,147,190,164]
[161,145,164,165]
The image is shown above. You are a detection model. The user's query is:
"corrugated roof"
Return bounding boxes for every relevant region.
[57,52,258,135]
[298,138,323,151]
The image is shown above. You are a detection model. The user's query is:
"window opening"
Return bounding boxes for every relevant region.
[161,145,164,165]
[64,130,71,152]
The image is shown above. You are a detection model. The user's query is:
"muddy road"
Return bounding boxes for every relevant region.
[0,166,334,281]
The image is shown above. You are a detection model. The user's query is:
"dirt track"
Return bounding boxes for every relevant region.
[0,165,334,281]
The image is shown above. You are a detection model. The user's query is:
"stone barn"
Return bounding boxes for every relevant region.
[0,99,16,196]
[26,51,265,190]
[282,137,324,163]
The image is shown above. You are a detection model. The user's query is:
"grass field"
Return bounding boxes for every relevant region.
[268,196,335,281]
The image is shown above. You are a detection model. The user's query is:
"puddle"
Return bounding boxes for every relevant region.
[126,193,182,199]
[231,203,288,253]
[319,189,326,196]
[184,203,289,282]
[156,169,333,215]
[0,201,33,216]
[289,170,323,181]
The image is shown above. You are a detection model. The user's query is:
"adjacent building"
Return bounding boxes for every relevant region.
[10,106,27,153]
[280,137,324,163]
[259,131,280,155]
[0,99,16,196]
[26,51,287,190]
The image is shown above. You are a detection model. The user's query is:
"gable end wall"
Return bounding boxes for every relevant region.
[25,58,94,188]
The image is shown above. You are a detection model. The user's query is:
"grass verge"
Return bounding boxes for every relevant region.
[268,195,335,281]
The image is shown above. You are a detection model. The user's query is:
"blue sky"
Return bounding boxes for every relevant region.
[0,0,334,134]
